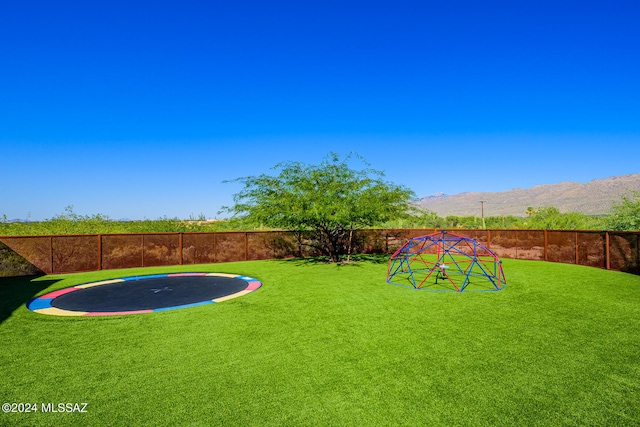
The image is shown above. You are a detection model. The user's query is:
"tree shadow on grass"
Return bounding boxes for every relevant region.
[0,275,61,325]
[279,253,389,267]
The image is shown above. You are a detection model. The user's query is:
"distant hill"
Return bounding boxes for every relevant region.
[417,174,640,217]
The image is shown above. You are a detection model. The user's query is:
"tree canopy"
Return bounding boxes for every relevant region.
[225,153,415,262]
[521,206,601,230]
[606,190,640,231]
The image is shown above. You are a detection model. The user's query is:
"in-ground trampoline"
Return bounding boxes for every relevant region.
[27,272,262,316]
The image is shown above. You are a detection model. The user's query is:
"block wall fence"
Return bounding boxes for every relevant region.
[1,229,639,277]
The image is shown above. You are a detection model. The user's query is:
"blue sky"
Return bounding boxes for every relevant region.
[2,0,639,220]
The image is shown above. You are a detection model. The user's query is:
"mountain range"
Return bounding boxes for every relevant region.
[417,174,640,217]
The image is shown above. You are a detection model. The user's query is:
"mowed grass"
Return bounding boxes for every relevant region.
[1,257,639,426]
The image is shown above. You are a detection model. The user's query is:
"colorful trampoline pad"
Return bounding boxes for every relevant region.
[27,273,262,316]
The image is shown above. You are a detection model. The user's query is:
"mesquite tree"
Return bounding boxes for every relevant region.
[225,153,415,262]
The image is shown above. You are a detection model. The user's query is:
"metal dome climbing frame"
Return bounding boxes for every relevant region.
[386,230,507,292]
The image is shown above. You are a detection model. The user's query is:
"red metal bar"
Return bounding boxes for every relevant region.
[97,235,102,271]
[637,234,640,275]
[544,230,548,261]
[245,232,249,261]
[605,231,610,270]
[50,236,54,274]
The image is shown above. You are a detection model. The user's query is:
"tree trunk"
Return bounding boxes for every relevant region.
[321,227,342,263]
[346,229,353,262]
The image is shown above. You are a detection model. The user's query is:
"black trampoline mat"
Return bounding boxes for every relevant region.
[51,276,250,312]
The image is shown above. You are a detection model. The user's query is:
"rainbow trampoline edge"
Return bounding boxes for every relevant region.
[27,272,262,316]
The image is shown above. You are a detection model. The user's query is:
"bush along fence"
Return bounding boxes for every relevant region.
[1,229,639,277]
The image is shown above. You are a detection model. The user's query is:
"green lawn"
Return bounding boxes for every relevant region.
[1,257,639,426]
